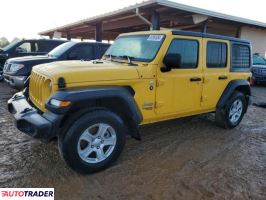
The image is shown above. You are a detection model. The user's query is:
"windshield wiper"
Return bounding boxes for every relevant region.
[105,54,115,61]
[105,54,138,66]
[117,55,138,66]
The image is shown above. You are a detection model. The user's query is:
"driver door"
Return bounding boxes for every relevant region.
[155,36,203,115]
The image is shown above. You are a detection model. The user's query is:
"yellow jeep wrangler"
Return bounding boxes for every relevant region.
[8,30,252,173]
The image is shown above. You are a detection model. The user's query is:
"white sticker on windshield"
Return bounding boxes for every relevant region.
[147,35,164,41]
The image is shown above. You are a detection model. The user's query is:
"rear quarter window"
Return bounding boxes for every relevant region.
[231,43,251,71]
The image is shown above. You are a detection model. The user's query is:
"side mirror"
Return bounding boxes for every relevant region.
[163,53,182,71]
[15,47,24,53]
[68,52,78,60]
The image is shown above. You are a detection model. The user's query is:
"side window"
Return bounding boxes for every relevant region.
[166,39,198,68]
[33,42,39,52]
[100,45,110,57]
[232,44,250,69]
[18,42,31,53]
[38,41,63,52]
[207,41,227,68]
[69,45,94,60]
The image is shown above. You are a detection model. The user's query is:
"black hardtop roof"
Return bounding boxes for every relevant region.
[172,30,250,44]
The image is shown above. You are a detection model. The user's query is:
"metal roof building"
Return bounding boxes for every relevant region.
[39,0,266,56]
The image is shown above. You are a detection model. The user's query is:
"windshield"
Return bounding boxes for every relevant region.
[105,34,165,62]
[2,39,21,51]
[48,42,76,57]
[253,55,266,65]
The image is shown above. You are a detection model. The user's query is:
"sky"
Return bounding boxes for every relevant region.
[0,0,266,41]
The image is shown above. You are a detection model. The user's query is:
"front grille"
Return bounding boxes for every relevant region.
[29,71,47,111]
[253,67,266,76]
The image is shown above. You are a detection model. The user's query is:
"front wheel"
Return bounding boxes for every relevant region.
[59,110,126,174]
[215,92,247,129]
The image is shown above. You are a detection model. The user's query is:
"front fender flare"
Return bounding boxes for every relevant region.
[45,86,143,140]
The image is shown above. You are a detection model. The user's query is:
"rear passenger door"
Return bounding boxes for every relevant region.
[201,38,230,109]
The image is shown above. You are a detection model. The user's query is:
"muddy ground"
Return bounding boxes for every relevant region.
[0,81,265,200]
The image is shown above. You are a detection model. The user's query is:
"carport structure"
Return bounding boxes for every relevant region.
[39,0,266,56]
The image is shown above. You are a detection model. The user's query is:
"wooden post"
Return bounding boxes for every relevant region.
[95,22,102,42]
[202,21,208,33]
[151,11,160,30]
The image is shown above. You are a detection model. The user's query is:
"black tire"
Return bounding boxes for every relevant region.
[58,109,126,174]
[215,91,247,129]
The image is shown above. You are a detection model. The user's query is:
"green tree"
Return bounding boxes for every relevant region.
[0,37,9,48]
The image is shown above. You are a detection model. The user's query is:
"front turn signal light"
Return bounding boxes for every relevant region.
[50,99,71,108]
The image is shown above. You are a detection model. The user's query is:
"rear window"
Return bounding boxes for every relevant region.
[207,42,227,68]
[231,44,250,70]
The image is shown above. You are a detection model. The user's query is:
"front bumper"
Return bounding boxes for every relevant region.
[252,75,266,82]
[4,74,27,90]
[8,92,63,142]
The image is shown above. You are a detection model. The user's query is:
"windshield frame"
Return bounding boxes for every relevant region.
[253,55,266,65]
[2,39,21,51]
[104,34,166,63]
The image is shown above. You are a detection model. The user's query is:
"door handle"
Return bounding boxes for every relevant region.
[218,75,228,80]
[190,77,202,82]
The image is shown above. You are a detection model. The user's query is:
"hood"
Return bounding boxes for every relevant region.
[33,60,140,84]
[8,55,55,64]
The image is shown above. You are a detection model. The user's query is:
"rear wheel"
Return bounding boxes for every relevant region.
[215,91,247,129]
[59,110,126,174]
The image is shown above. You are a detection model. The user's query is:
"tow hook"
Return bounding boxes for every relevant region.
[13,94,22,100]
[21,108,33,114]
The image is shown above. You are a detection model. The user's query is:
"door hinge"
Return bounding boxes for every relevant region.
[156,79,165,87]
[155,101,164,108]
[201,96,207,102]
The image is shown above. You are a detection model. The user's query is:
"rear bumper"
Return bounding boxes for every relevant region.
[4,74,27,90]
[8,92,63,142]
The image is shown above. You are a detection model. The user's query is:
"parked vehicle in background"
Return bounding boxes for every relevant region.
[0,39,66,81]
[252,54,266,85]
[8,30,252,174]
[3,41,110,90]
